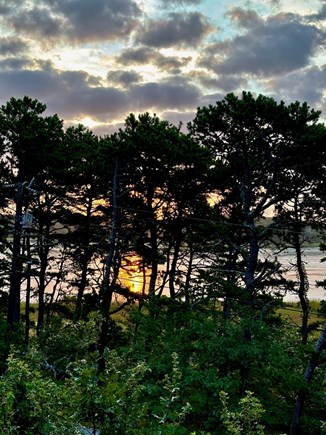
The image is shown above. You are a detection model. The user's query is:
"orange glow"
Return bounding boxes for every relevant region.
[119,254,147,294]
[207,192,219,207]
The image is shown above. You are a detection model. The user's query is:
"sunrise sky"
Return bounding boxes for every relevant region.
[0,0,325,134]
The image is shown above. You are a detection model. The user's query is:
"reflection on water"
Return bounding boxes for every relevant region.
[118,248,326,302]
[118,255,146,294]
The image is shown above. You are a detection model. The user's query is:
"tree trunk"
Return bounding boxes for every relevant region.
[147,188,158,297]
[293,230,309,344]
[75,191,93,321]
[244,220,259,303]
[8,182,24,326]
[289,322,326,435]
[184,243,194,304]
[293,198,309,344]
[36,195,51,334]
[98,161,119,372]
[24,230,31,345]
[169,224,182,299]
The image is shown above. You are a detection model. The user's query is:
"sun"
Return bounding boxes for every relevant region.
[77,117,100,129]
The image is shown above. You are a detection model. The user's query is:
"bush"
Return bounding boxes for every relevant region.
[0,348,80,434]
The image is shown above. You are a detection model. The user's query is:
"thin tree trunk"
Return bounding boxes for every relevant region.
[184,243,194,304]
[244,220,259,302]
[289,322,326,435]
[98,161,119,372]
[293,198,309,344]
[37,263,46,334]
[148,223,158,296]
[169,222,182,299]
[45,247,67,321]
[24,230,31,345]
[8,182,24,326]
[293,230,309,344]
[36,198,51,335]
[75,192,93,321]
[146,186,159,297]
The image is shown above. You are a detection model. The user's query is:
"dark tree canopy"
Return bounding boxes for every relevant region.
[0,94,325,435]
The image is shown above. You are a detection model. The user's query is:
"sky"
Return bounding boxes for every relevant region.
[0,0,325,135]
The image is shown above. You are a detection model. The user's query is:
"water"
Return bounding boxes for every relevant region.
[20,247,326,303]
[273,247,326,301]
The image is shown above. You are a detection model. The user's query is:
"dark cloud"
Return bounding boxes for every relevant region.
[0,0,21,15]
[129,78,201,111]
[116,47,155,65]
[107,70,143,87]
[0,58,32,70]
[0,62,202,124]
[268,0,280,7]
[155,55,192,73]
[51,87,130,121]
[226,7,263,29]
[200,11,321,77]
[0,37,29,55]
[0,70,61,103]
[160,0,202,6]
[307,4,326,20]
[161,110,196,129]
[91,122,125,137]
[4,0,142,44]
[199,92,226,108]
[0,63,129,121]
[192,71,247,92]
[116,46,192,73]
[0,1,323,129]
[135,12,213,48]
[11,7,63,38]
[266,64,326,107]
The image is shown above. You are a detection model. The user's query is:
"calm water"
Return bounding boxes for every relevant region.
[119,248,326,301]
[273,247,326,301]
[23,247,326,303]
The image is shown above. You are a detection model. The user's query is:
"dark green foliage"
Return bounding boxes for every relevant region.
[318,300,326,317]
[0,94,325,434]
[0,302,325,434]
[0,348,80,434]
[0,96,64,184]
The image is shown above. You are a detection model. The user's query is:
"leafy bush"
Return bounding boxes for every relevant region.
[219,390,265,434]
[0,348,79,434]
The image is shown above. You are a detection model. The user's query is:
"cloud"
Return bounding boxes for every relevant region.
[10,6,63,39]
[0,0,323,131]
[0,63,128,120]
[0,0,21,16]
[155,55,192,73]
[0,58,33,70]
[161,110,196,129]
[129,78,201,111]
[3,0,142,44]
[116,46,192,73]
[266,64,326,108]
[91,122,125,137]
[192,71,248,92]
[199,92,226,108]
[227,7,263,29]
[107,70,143,87]
[0,62,202,125]
[135,12,213,48]
[116,47,156,65]
[160,0,202,6]
[51,87,130,121]
[199,10,321,77]
[306,3,326,20]
[0,37,29,55]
